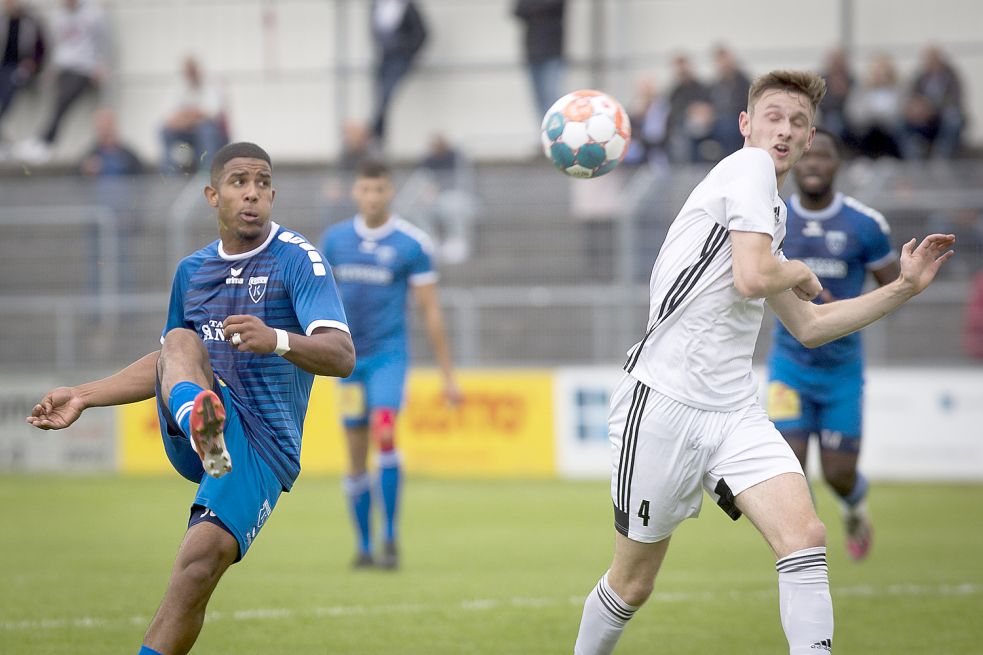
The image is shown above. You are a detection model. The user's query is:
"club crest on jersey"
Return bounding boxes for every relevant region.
[375,245,397,265]
[248,275,268,303]
[825,230,848,255]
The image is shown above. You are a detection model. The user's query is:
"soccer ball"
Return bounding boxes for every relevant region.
[541,89,631,179]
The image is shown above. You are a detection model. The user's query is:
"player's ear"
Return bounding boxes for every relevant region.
[805,126,816,151]
[738,110,751,138]
[203,185,218,208]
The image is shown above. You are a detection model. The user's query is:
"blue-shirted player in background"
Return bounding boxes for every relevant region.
[28,142,355,655]
[767,128,899,561]
[321,160,462,570]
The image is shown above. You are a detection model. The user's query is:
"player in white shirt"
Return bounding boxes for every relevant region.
[573,70,956,655]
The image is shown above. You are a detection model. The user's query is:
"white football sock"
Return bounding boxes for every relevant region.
[574,573,638,655]
[776,547,834,654]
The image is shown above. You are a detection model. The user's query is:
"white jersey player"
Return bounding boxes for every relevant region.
[574,70,956,655]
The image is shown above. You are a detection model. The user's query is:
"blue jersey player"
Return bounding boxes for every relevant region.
[321,160,461,570]
[28,143,355,655]
[767,129,898,561]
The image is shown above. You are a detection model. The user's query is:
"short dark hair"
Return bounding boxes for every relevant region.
[811,126,843,157]
[356,159,391,179]
[210,142,272,185]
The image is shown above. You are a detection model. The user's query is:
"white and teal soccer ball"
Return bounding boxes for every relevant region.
[541,89,631,179]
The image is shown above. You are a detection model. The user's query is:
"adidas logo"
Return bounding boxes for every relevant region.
[811,638,832,651]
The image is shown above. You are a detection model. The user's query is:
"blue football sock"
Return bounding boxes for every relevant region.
[842,472,869,508]
[344,473,373,554]
[168,381,205,438]
[138,646,164,655]
[378,450,401,543]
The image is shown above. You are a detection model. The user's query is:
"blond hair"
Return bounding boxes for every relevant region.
[747,70,827,118]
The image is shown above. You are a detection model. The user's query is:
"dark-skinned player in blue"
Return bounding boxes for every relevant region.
[28,142,355,655]
[766,128,899,561]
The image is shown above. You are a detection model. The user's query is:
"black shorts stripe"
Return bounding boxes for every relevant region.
[616,381,650,513]
[622,385,650,514]
[625,223,729,373]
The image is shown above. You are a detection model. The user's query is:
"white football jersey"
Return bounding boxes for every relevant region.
[624,147,787,411]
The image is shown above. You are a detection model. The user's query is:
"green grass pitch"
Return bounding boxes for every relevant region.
[2,475,981,654]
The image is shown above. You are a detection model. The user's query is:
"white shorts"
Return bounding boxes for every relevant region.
[609,374,803,543]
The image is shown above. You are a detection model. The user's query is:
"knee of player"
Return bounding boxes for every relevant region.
[370,408,398,451]
[823,467,856,493]
[175,552,231,590]
[617,575,655,607]
[800,517,827,549]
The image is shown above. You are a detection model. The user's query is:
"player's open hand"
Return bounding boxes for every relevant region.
[898,234,956,295]
[27,386,86,430]
[224,314,278,354]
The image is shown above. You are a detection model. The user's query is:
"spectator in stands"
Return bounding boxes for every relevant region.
[622,75,669,171]
[818,48,854,145]
[902,46,966,159]
[160,55,228,175]
[964,270,983,360]
[370,0,427,144]
[16,0,108,166]
[513,0,566,123]
[420,132,459,171]
[844,53,904,159]
[0,0,46,157]
[666,53,714,163]
[79,107,143,290]
[708,45,751,158]
[417,133,476,264]
[338,120,379,171]
[79,106,140,177]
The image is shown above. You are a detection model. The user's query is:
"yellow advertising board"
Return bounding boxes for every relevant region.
[119,369,556,479]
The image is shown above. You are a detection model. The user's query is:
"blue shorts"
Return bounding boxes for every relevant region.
[156,379,282,561]
[339,349,408,427]
[766,353,864,451]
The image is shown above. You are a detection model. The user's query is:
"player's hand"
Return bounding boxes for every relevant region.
[26,387,86,430]
[898,234,956,296]
[223,314,277,354]
[443,380,464,407]
[791,267,823,302]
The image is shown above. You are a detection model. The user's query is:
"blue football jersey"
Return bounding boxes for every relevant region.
[162,223,349,490]
[320,215,436,356]
[772,192,895,367]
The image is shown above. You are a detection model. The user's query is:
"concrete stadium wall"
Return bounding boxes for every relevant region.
[4,0,983,164]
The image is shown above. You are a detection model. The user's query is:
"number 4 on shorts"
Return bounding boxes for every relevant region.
[637,499,651,526]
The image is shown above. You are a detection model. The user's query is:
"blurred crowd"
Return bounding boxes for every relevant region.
[623,44,970,169]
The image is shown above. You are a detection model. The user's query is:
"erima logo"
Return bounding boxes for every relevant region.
[774,206,782,224]
[226,265,245,285]
[811,638,832,651]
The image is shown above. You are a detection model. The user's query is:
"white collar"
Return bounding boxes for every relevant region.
[354,214,398,240]
[218,221,280,260]
[791,192,844,221]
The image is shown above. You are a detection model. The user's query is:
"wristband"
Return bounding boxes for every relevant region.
[273,328,291,356]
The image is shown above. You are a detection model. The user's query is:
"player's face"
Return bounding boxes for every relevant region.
[205,157,275,252]
[793,133,840,198]
[352,175,394,224]
[740,89,815,180]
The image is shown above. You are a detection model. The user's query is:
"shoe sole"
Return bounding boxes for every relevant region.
[190,390,232,479]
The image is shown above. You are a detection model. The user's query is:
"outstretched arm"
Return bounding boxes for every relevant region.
[27,351,160,430]
[769,234,955,348]
[412,282,463,405]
